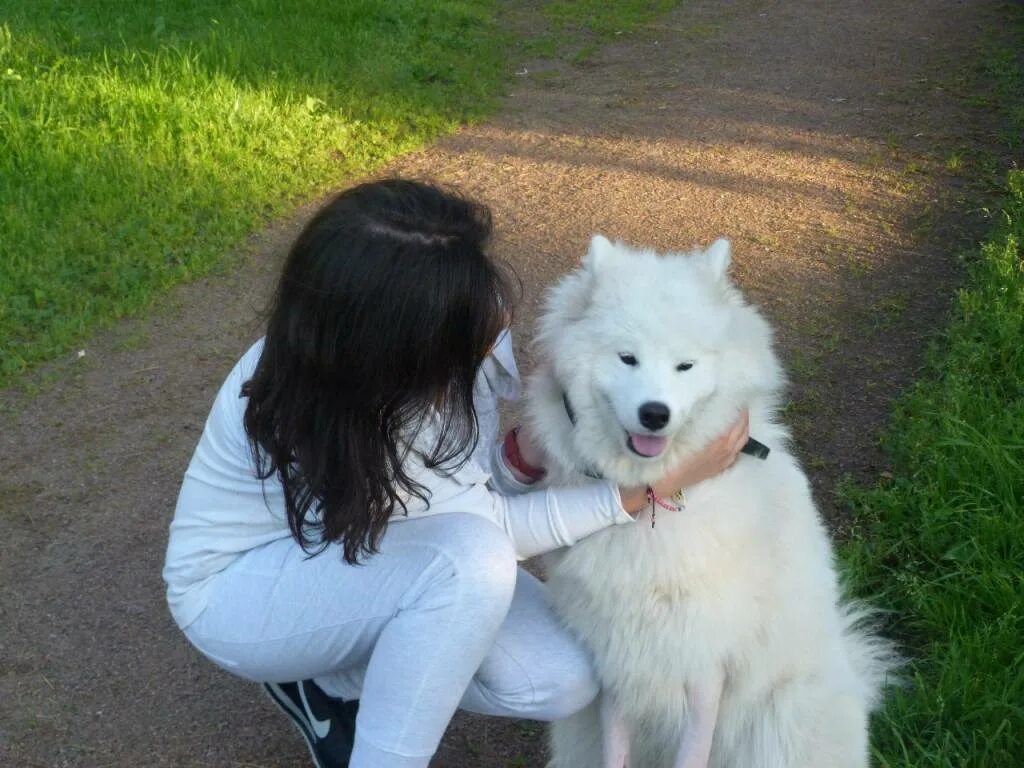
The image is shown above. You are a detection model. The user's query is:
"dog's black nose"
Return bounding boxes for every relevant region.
[638,402,670,430]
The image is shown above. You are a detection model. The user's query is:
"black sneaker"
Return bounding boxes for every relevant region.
[263,679,359,768]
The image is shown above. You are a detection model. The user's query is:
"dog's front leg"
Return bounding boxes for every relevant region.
[672,668,724,768]
[600,690,631,768]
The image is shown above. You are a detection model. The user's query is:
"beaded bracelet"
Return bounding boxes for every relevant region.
[644,487,686,528]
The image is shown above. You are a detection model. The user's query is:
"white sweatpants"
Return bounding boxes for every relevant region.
[183,512,597,767]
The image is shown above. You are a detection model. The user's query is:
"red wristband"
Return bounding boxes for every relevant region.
[503,427,547,482]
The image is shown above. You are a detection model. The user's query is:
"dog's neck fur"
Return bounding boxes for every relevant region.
[528,367,786,489]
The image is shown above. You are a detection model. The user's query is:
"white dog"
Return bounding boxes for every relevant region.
[526,236,894,768]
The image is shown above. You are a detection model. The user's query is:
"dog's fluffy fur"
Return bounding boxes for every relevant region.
[527,237,895,768]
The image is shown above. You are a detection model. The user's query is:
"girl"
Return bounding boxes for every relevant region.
[163,179,749,768]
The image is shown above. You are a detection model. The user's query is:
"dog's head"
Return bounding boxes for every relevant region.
[533,236,783,484]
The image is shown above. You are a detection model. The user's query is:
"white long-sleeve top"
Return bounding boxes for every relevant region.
[163,332,633,630]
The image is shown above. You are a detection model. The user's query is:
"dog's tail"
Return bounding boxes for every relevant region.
[838,600,904,711]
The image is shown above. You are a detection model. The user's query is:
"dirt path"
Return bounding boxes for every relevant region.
[0,1,1008,766]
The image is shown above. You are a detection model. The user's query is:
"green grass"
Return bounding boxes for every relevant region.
[519,0,680,61]
[972,37,1024,153]
[542,0,678,38]
[839,9,1024,766]
[0,0,509,383]
[841,171,1024,767]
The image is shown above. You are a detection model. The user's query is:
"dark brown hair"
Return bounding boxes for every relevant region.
[242,179,515,563]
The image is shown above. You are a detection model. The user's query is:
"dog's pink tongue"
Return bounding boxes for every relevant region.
[629,434,668,457]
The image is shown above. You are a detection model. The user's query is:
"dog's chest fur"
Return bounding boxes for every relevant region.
[542,431,839,717]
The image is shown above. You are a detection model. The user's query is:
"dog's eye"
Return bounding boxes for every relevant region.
[619,353,638,366]
[676,362,694,371]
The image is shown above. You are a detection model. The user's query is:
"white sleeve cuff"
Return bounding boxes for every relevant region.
[605,483,637,526]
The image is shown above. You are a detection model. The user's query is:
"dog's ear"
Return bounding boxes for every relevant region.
[703,238,732,280]
[582,234,614,273]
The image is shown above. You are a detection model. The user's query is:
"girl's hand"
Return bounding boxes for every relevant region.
[618,409,750,517]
